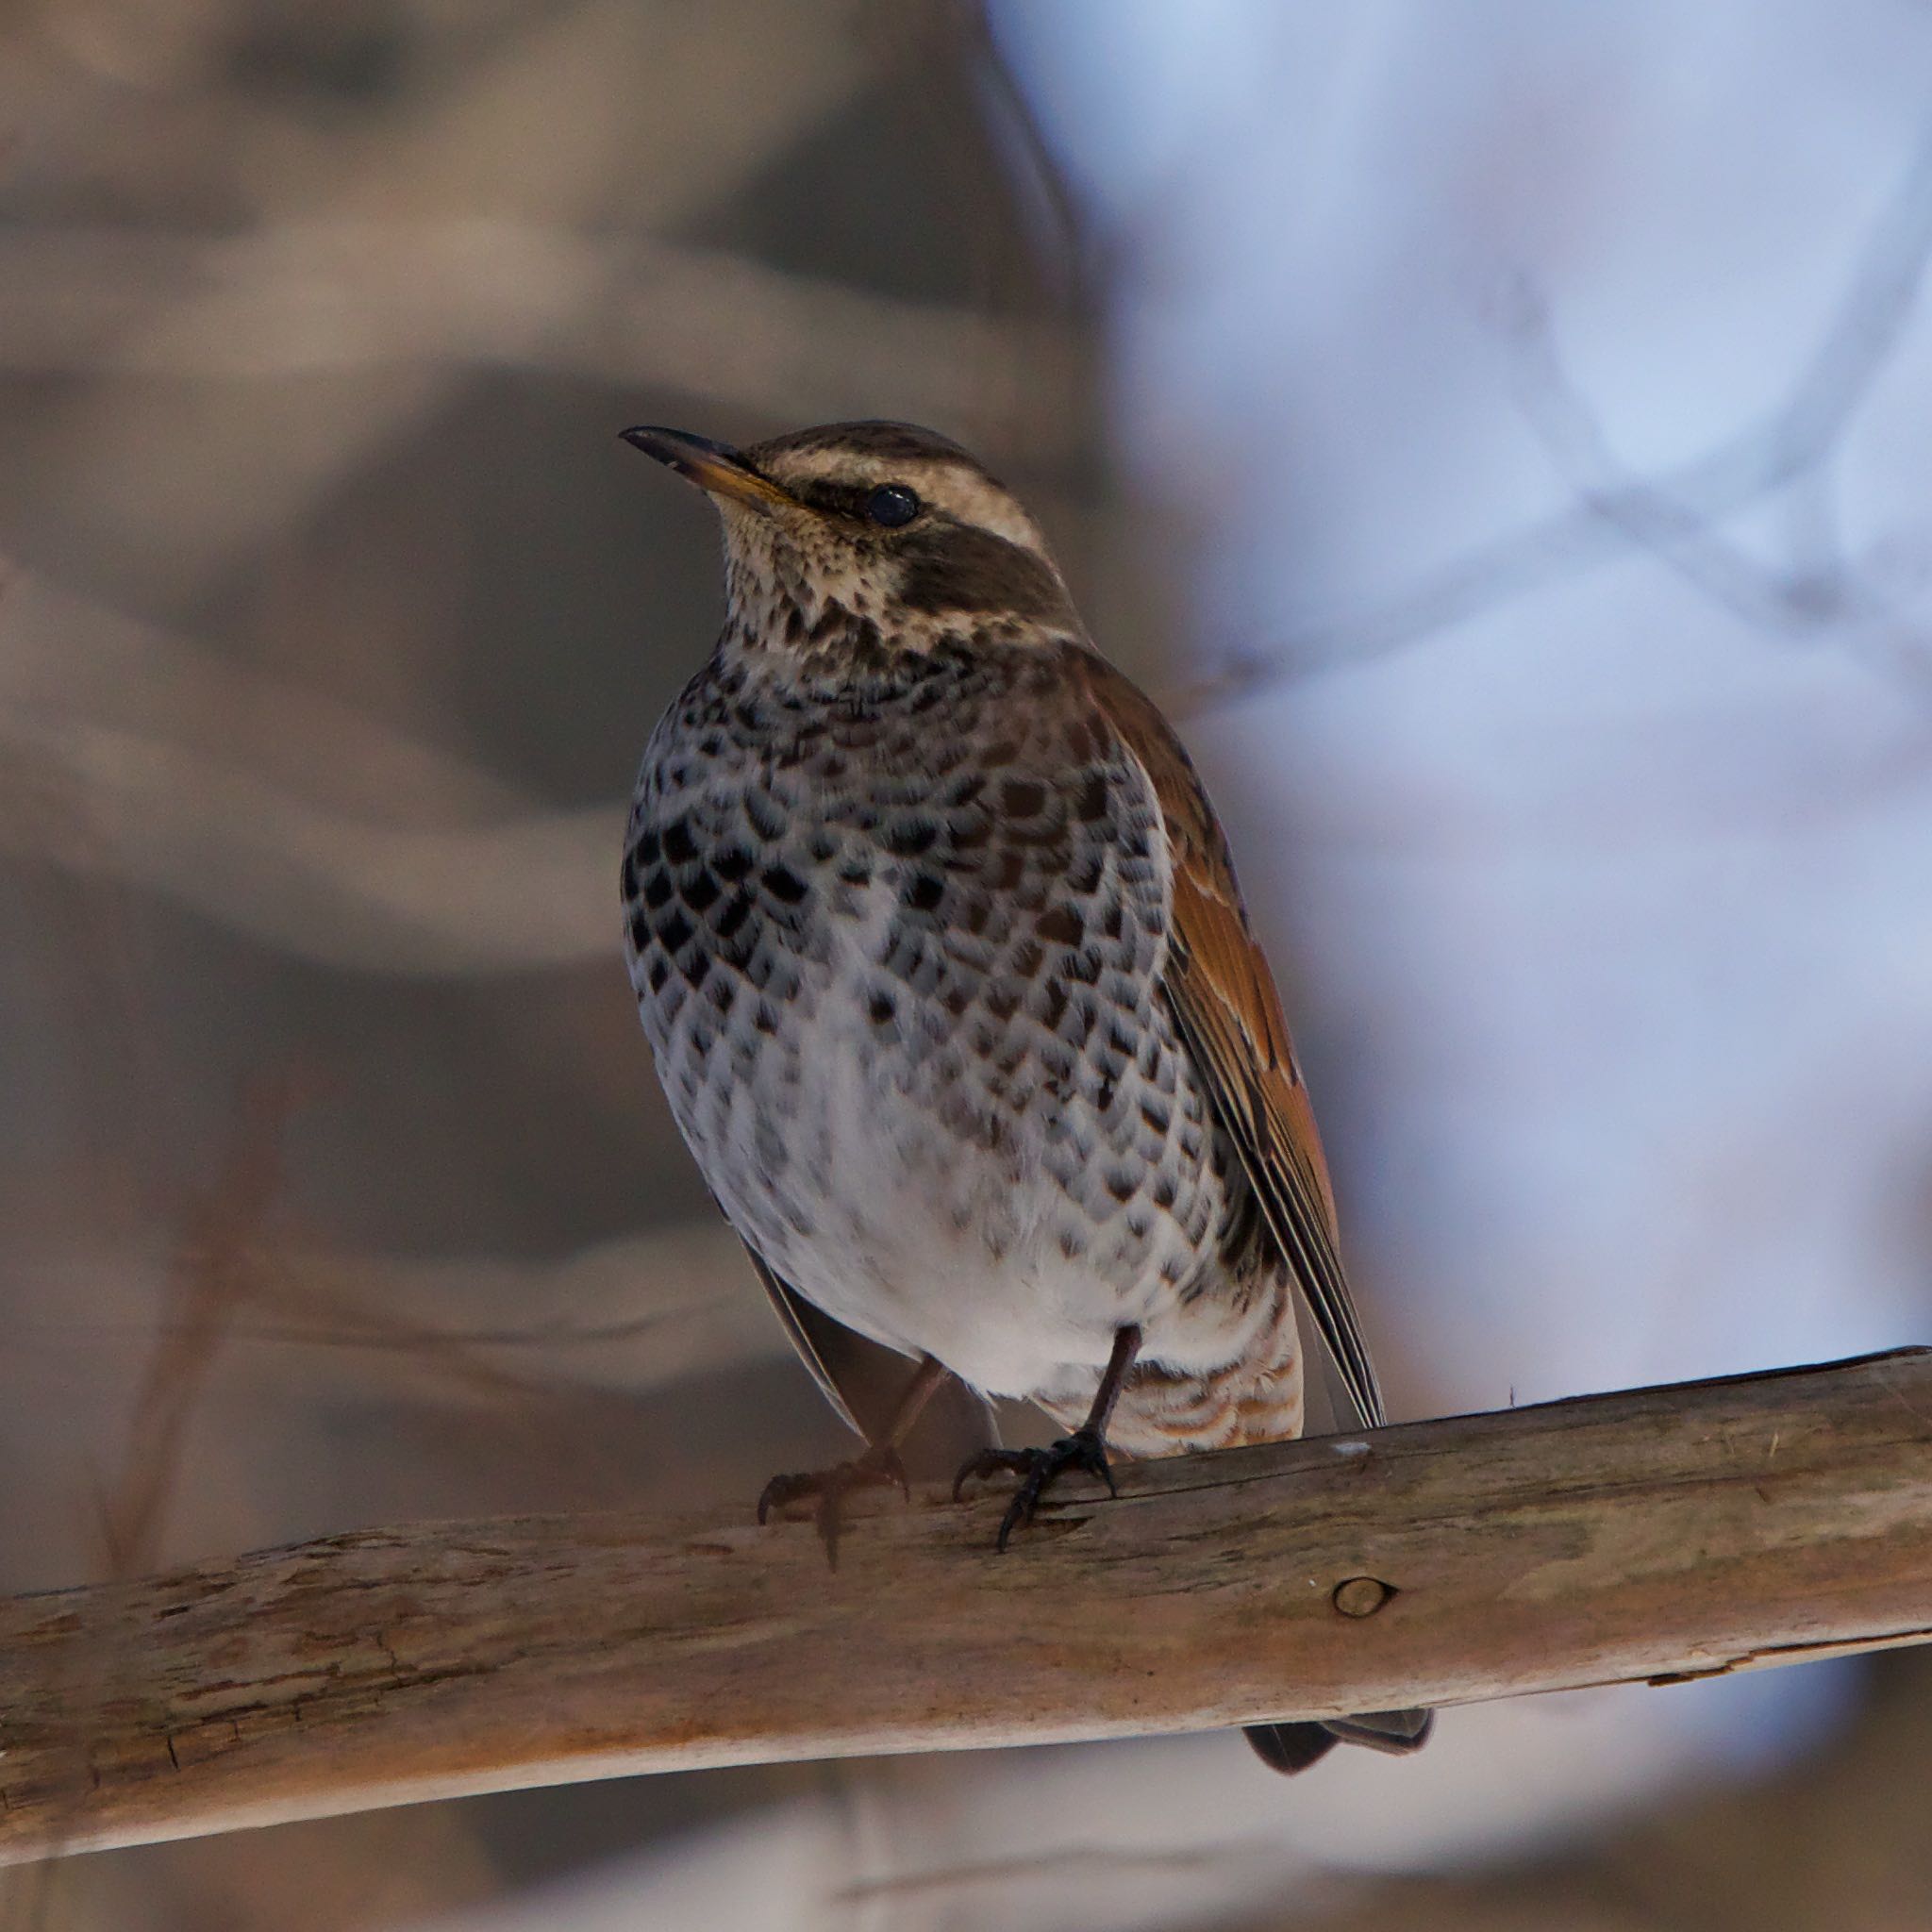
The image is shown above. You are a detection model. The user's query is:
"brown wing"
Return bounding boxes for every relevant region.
[1074,647,1388,1429]
[741,1238,1000,1454]
[739,1240,864,1436]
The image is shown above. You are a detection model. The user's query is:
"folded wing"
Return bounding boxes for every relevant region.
[1074,646,1386,1430]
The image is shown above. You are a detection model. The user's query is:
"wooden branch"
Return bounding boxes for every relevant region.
[3,1349,1929,1865]
[0,224,1077,460]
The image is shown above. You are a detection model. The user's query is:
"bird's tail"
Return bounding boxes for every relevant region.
[1243,1707,1434,1775]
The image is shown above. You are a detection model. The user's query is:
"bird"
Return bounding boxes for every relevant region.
[618,418,1431,1774]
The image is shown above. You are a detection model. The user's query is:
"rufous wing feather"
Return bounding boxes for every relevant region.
[1074,646,1388,1429]
[738,1239,866,1437]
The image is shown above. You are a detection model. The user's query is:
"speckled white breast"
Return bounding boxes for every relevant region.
[625,632,1290,1422]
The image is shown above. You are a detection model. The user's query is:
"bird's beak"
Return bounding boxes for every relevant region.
[620,426,794,515]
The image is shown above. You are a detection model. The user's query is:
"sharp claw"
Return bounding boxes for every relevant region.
[995,1496,1024,1553]
[956,1429,1116,1550]
[754,1449,909,1565]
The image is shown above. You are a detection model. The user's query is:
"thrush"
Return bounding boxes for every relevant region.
[619,419,1431,1774]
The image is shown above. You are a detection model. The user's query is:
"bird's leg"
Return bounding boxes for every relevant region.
[757,1353,949,1567]
[954,1323,1142,1552]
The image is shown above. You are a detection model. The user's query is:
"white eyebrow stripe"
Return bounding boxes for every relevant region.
[764,451,1051,557]
[931,471,1045,551]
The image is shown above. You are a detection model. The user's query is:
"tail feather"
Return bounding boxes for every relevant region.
[1324,1707,1434,1755]
[1242,1723,1340,1774]
[1243,1707,1433,1775]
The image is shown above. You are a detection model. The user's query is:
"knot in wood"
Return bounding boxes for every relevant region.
[1331,1575,1392,1619]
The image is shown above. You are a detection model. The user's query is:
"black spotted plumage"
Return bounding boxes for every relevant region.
[624,633,1292,1449]
[620,416,1431,1773]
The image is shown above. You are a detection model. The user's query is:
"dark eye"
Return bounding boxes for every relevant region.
[865,484,921,528]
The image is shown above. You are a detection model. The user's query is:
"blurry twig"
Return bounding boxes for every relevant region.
[1175,120,1932,712]
[830,1839,1278,1907]
[0,707,616,974]
[1506,276,1932,709]
[0,568,528,825]
[29,0,873,596]
[11,1224,780,1407]
[0,563,602,971]
[0,223,1079,463]
[97,1077,298,1572]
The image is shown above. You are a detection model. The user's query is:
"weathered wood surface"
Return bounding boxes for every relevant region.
[2,1348,1929,1864]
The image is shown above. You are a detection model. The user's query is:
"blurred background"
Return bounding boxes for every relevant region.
[3,0,1930,1926]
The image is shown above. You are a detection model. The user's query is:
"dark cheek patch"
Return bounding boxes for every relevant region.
[895,525,1073,623]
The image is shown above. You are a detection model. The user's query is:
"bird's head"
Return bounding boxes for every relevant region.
[621,419,1079,659]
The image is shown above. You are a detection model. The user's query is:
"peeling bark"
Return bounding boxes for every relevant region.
[2,1349,1928,1864]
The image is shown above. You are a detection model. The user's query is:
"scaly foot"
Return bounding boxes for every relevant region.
[756,1443,908,1568]
[952,1426,1116,1551]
